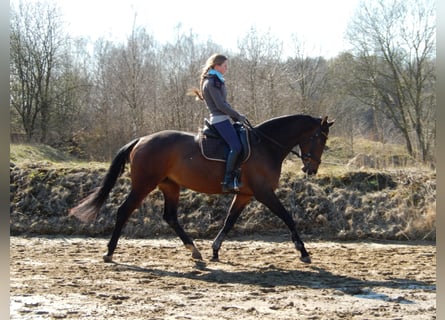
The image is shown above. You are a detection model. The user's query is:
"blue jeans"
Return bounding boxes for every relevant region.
[212,120,242,154]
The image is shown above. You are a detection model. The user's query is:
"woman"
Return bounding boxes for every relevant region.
[191,53,247,193]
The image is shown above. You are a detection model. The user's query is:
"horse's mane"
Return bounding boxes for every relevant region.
[255,114,319,133]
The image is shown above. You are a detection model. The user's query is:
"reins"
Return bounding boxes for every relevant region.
[245,119,342,166]
[243,119,302,158]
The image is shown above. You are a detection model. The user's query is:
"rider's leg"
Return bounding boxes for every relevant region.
[213,120,242,193]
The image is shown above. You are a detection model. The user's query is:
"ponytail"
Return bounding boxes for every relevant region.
[188,54,228,101]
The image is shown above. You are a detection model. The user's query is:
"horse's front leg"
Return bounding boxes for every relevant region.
[255,189,311,263]
[212,194,252,261]
[159,181,203,261]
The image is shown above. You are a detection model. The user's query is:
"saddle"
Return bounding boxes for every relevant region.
[197,120,251,163]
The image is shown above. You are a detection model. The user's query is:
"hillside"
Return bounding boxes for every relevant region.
[10,142,435,240]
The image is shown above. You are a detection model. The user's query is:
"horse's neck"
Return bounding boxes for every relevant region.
[257,115,314,147]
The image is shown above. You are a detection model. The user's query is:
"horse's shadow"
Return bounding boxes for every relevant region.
[110,260,434,303]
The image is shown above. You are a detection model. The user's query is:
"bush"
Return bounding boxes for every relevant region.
[10,160,435,241]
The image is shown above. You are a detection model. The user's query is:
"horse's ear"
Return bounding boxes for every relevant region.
[321,116,327,124]
[321,116,329,125]
[321,116,335,127]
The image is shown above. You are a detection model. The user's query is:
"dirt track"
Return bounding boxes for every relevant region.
[10,236,436,319]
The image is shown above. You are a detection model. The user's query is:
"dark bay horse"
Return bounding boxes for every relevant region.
[70,114,334,264]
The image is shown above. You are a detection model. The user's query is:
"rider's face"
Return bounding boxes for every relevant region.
[214,60,228,75]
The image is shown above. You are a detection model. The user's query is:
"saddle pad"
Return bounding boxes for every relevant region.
[198,131,251,163]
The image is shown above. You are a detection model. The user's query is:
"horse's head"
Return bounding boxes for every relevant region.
[299,116,334,175]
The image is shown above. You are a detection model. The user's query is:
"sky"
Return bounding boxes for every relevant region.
[16,0,362,58]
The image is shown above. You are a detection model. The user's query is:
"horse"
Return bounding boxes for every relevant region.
[69,114,334,264]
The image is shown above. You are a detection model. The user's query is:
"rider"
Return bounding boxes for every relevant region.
[191,53,247,193]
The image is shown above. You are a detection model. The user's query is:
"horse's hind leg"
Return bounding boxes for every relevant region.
[159,179,203,261]
[104,189,150,262]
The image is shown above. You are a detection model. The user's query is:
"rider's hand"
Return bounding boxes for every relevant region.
[237,114,247,123]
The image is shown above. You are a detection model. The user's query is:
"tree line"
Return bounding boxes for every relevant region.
[10,0,436,165]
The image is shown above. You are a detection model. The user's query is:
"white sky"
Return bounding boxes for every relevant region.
[20,0,362,58]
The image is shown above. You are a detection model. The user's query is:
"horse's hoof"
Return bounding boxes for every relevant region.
[210,257,220,262]
[194,260,207,270]
[103,255,113,263]
[192,249,203,261]
[300,256,312,264]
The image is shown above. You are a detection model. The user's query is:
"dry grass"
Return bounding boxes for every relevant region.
[321,136,416,169]
[10,143,436,241]
[10,143,75,163]
[10,143,107,170]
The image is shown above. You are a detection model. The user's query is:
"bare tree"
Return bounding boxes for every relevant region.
[10,0,65,142]
[328,52,400,154]
[286,35,329,116]
[82,39,125,159]
[11,0,435,166]
[160,25,222,131]
[50,38,93,148]
[346,0,436,163]
[236,27,284,123]
[159,25,196,130]
[114,20,157,137]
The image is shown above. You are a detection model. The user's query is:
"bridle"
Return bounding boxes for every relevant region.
[243,119,328,165]
[299,126,328,165]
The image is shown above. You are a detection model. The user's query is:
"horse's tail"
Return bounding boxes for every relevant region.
[69,138,140,223]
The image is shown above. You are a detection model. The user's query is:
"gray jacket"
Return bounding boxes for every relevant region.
[202,75,244,122]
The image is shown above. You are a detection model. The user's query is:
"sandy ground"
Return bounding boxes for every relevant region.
[10,235,436,319]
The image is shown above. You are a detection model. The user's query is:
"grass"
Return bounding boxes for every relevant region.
[10,143,107,169]
[10,141,435,240]
[10,136,409,163]
[10,137,428,176]
[325,136,408,159]
[282,135,422,178]
[10,143,75,163]
[10,137,426,176]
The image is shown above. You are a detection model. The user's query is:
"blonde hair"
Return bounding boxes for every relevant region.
[189,53,228,101]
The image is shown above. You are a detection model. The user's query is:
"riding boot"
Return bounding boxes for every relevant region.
[222,150,241,193]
